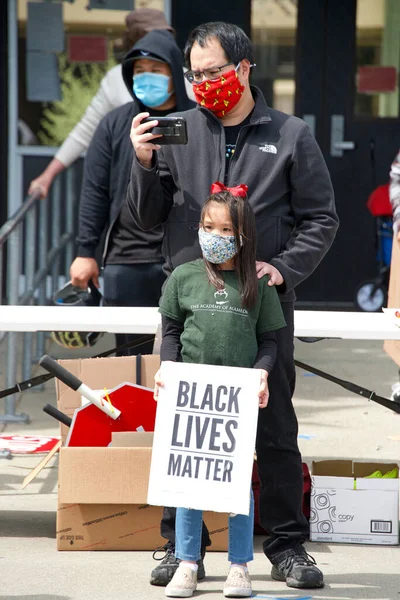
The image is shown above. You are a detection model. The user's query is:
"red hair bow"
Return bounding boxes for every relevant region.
[210,181,248,198]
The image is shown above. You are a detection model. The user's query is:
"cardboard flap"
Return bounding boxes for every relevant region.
[312,474,355,490]
[312,460,353,477]
[356,478,399,491]
[56,355,160,445]
[59,447,152,504]
[111,432,154,447]
[140,355,161,387]
[353,462,399,478]
[57,356,138,413]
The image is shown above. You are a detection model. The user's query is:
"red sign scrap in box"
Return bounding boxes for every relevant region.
[358,66,397,94]
[0,435,61,454]
[66,383,157,448]
[68,35,108,63]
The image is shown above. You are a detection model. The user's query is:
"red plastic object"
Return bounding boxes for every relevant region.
[366,183,392,217]
[0,435,60,454]
[66,383,157,447]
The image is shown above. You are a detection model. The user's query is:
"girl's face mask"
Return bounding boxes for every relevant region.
[193,65,245,118]
[133,72,173,108]
[198,228,237,264]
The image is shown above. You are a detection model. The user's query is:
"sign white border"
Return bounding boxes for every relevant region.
[147,362,260,515]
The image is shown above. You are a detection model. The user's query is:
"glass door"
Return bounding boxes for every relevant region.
[251,0,297,114]
[296,0,400,305]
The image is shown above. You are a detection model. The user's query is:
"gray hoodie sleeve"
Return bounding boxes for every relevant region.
[126,149,175,231]
[270,123,339,294]
[55,65,132,168]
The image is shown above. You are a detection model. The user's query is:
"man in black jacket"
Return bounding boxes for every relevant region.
[69,30,194,355]
[128,22,339,590]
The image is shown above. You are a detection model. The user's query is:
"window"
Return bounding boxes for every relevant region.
[251,0,297,114]
[355,0,400,118]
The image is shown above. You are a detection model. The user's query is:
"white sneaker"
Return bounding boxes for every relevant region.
[165,564,197,598]
[224,566,252,598]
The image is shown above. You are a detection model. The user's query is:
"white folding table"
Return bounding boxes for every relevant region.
[1,306,400,420]
[1,306,400,340]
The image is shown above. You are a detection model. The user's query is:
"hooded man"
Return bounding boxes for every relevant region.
[69,29,194,355]
[28,8,193,198]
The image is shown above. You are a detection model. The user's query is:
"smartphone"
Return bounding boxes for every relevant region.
[142,116,188,145]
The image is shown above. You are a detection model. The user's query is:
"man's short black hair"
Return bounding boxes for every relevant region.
[184,22,254,68]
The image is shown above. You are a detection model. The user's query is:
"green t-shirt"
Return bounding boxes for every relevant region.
[159,259,286,368]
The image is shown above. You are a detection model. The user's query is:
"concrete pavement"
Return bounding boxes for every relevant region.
[1,335,400,599]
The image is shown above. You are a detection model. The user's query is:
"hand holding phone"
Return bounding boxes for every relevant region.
[141,116,188,145]
[130,113,162,168]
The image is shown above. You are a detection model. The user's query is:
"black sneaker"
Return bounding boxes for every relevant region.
[270,547,324,589]
[150,545,206,587]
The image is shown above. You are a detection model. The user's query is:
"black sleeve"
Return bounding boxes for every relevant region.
[160,315,183,362]
[253,330,277,374]
[126,148,175,231]
[76,118,113,258]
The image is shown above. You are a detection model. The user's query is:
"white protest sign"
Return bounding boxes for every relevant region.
[147,361,260,516]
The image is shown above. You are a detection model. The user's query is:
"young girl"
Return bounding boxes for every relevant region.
[155,182,286,598]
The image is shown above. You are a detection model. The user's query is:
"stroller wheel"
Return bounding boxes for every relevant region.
[354,280,387,312]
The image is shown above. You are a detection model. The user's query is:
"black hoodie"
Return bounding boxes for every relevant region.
[77,29,194,264]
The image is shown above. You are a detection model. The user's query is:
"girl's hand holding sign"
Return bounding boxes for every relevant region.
[154,361,174,400]
[258,369,269,408]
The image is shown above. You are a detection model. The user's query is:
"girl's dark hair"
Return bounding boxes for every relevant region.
[200,190,258,309]
[184,22,254,68]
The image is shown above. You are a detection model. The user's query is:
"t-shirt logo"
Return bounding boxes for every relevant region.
[214,288,229,305]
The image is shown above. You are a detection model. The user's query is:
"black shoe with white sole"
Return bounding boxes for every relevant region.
[270,546,324,589]
[150,545,206,587]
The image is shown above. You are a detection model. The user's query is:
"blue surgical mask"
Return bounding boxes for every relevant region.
[133,72,173,108]
[198,229,237,264]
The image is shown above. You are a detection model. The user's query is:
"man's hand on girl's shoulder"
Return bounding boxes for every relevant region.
[256,261,284,286]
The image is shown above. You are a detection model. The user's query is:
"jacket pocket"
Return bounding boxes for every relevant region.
[256,217,282,262]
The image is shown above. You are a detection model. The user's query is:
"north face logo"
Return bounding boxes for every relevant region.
[259,144,277,154]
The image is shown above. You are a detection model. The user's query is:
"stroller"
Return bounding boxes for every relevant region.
[354,183,393,312]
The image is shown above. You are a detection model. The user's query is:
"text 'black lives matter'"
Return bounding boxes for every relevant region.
[168,380,242,483]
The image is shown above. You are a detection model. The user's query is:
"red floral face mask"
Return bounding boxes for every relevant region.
[193,67,245,118]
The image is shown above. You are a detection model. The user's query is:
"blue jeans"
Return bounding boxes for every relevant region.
[175,489,254,564]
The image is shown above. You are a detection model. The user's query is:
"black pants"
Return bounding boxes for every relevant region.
[159,301,308,559]
[255,301,309,558]
[103,263,166,356]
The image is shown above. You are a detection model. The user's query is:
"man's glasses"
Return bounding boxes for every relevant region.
[184,62,239,84]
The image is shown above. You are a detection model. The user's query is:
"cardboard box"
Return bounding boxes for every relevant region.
[57,430,228,551]
[111,431,154,447]
[57,502,164,551]
[310,460,399,545]
[56,355,160,445]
